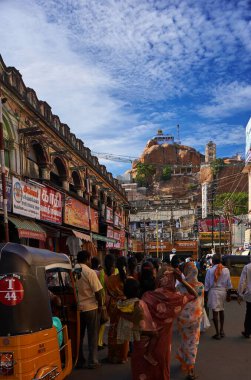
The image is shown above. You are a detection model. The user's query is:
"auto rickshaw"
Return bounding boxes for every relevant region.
[222,254,251,296]
[0,243,80,380]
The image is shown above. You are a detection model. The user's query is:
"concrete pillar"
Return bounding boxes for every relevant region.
[41,166,50,180]
[77,189,83,197]
[62,179,69,191]
[248,169,251,222]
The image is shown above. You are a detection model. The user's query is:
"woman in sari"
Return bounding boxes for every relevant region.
[131,262,197,380]
[106,256,129,363]
[176,262,204,380]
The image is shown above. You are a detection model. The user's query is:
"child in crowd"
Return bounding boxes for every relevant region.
[117,278,158,366]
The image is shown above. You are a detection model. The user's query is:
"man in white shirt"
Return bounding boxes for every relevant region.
[205,254,232,340]
[75,250,103,369]
[238,261,251,338]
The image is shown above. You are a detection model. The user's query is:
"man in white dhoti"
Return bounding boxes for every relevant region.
[205,254,232,340]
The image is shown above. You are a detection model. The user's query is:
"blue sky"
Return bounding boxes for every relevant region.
[0,0,250,176]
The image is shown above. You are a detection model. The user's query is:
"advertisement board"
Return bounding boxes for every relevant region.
[91,208,99,233]
[114,213,120,227]
[12,177,41,219]
[246,118,251,164]
[106,226,114,248]
[64,196,89,229]
[40,186,62,224]
[106,207,113,224]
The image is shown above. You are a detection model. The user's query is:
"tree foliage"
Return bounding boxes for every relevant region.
[214,192,248,216]
[162,165,172,180]
[135,163,155,186]
[210,158,225,176]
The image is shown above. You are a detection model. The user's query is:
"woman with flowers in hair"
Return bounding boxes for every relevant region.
[176,261,204,380]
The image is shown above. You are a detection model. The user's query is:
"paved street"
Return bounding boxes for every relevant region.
[69,300,250,380]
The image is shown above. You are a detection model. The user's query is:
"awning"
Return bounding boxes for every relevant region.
[91,233,117,243]
[8,216,46,241]
[72,230,91,242]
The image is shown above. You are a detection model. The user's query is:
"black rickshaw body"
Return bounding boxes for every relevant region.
[0,242,79,380]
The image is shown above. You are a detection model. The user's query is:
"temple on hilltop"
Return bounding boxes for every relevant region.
[151,129,175,145]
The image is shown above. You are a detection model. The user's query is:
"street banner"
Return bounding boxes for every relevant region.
[91,208,99,233]
[0,179,12,212]
[106,206,113,224]
[64,196,89,229]
[12,177,40,219]
[40,186,63,224]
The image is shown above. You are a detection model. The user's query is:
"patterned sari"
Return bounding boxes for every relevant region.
[176,262,204,375]
[131,266,193,380]
[106,273,129,363]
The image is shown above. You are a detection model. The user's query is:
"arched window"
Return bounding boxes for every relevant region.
[50,157,67,187]
[2,114,14,171]
[70,170,81,194]
[27,142,47,178]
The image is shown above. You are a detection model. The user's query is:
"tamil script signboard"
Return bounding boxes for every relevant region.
[40,186,63,224]
[64,196,89,229]
[13,177,40,219]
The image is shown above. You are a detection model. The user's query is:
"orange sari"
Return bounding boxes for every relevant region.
[106,274,129,363]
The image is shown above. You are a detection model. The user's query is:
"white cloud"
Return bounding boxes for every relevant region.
[182,123,245,149]
[0,0,250,175]
[197,82,251,118]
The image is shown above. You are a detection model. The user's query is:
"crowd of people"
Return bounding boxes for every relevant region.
[74,250,250,380]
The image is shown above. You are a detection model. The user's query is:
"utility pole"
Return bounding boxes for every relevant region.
[211,179,216,252]
[0,89,9,242]
[156,209,159,259]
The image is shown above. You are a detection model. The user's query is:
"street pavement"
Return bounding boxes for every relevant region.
[69,300,250,380]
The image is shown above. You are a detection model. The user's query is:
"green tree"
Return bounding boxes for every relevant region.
[161,165,172,180]
[135,163,155,186]
[210,158,225,176]
[214,192,248,215]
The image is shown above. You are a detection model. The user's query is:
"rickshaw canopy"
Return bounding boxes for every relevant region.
[0,242,71,270]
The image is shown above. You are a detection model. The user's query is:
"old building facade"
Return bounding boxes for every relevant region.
[0,56,129,260]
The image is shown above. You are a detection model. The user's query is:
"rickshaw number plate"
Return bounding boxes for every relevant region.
[0,276,24,306]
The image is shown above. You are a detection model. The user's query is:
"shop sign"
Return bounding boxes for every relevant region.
[106,207,113,224]
[106,226,114,248]
[64,196,89,229]
[199,232,230,240]
[12,177,40,219]
[120,230,126,249]
[91,208,99,233]
[40,186,62,224]
[0,180,12,212]
[113,230,120,241]
[175,241,197,249]
[114,213,120,227]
